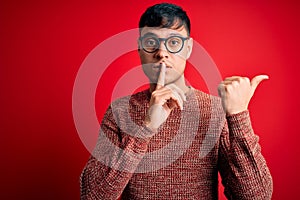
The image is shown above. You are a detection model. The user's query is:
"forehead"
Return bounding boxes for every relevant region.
[140,26,188,37]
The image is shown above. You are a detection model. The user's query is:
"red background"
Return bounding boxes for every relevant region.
[1,0,299,199]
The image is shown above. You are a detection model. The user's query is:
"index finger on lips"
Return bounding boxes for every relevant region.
[156,62,166,90]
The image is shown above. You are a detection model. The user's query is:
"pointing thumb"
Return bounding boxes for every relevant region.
[251,75,269,91]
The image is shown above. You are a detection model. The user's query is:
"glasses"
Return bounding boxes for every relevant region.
[139,35,189,53]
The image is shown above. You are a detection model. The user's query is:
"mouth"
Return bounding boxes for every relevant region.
[152,63,172,69]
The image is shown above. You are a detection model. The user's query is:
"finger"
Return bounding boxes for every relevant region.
[172,91,184,110]
[162,91,183,110]
[152,89,180,106]
[165,84,186,101]
[162,86,184,109]
[221,80,239,85]
[222,76,250,86]
[217,83,225,97]
[160,90,184,110]
[152,85,184,109]
[156,62,166,90]
[224,76,242,81]
[251,75,269,91]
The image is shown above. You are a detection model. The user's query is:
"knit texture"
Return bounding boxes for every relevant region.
[80,88,273,200]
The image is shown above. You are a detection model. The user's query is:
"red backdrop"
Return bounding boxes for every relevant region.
[1,0,299,199]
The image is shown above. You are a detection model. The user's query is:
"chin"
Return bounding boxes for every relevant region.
[143,73,157,84]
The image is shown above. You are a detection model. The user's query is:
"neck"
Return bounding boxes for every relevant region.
[149,75,190,94]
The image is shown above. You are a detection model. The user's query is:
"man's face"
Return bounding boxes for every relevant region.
[138,26,193,85]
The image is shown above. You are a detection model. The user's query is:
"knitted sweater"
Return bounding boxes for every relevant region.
[80,88,273,200]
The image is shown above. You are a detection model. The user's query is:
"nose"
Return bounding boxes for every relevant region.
[154,41,169,59]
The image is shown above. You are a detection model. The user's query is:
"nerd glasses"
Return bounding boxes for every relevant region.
[139,35,189,53]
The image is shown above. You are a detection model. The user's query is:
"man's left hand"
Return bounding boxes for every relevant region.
[218,75,269,115]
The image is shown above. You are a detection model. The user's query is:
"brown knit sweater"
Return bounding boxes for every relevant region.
[80,88,273,200]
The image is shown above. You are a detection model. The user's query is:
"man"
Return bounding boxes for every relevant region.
[80,3,273,199]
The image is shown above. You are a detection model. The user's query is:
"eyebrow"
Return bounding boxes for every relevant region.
[141,32,157,37]
[169,33,183,36]
[141,32,184,38]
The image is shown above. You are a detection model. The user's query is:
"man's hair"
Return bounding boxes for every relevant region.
[139,3,191,36]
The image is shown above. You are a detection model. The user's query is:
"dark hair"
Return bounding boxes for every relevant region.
[139,3,191,36]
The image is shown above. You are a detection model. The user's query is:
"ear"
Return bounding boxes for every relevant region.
[186,37,193,59]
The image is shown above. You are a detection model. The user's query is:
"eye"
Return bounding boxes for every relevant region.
[168,37,181,46]
[143,38,158,47]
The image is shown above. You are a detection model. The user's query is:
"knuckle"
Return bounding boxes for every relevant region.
[236,77,242,82]
[151,92,161,100]
[244,77,250,82]
[151,91,158,97]
[232,81,239,87]
[241,77,250,84]
[225,84,232,92]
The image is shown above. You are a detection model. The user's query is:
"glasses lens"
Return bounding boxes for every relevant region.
[142,37,159,52]
[166,36,183,53]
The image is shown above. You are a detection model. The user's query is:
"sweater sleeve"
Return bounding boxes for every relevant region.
[218,110,273,200]
[80,105,154,200]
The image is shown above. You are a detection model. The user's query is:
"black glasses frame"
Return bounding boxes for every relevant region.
[139,35,189,53]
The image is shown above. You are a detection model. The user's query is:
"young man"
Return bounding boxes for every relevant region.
[80,3,273,199]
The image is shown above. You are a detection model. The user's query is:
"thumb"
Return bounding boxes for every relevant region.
[251,75,269,92]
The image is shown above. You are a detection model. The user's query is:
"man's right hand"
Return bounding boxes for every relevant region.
[145,63,186,130]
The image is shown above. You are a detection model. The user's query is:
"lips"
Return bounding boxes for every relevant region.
[152,63,172,69]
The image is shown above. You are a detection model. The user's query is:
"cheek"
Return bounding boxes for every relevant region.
[139,51,152,63]
[177,48,189,60]
[142,65,158,83]
[172,55,186,68]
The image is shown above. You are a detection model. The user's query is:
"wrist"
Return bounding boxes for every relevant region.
[225,106,248,116]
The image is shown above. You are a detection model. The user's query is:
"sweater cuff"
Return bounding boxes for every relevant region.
[226,110,253,137]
